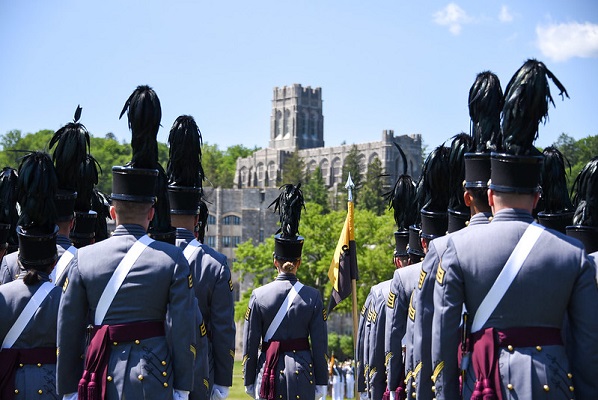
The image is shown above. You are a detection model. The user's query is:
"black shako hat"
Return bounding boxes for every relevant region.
[166,115,204,215]
[419,145,450,240]
[114,85,162,204]
[491,59,568,194]
[385,143,418,257]
[536,146,575,233]
[407,224,424,264]
[70,210,98,248]
[447,133,474,233]
[0,167,19,249]
[269,183,305,262]
[16,152,59,268]
[566,156,598,253]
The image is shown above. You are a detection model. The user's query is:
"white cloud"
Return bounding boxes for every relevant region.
[433,3,472,35]
[498,5,513,23]
[537,22,598,62]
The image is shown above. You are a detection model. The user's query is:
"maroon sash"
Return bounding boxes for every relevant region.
[0,347,56,400]
[259,338,310,400]
[78,320,165,400]
[470,327,562,400]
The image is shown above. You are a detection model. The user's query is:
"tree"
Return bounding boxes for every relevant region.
[0,129,54,168]
[280,150,305,185]
[304,166,329,213]
[341,145,364,203]
[203,143,258,188]
[554,133,598,192]
[358,157,387,215]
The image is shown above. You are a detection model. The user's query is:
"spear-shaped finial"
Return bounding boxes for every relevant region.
[345,173,355,202]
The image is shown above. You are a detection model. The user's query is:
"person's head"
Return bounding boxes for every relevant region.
[273,255,301,275]
[171,213,199,234]
[110,199,154,229]
[488,189,540,215]
[393,252,410,268]
[464,187,491,215]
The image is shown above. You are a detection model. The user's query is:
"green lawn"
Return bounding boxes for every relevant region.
[230,361,334,400]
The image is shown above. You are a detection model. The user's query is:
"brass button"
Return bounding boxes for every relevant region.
[162,371,167,377]
[412,382,416,388]
[163,382,169,388]
[113,342,118,346]
[310,380,313,384]
[411,392,416,398]
[135,339,140,345]
[295,370,299,375]
[280,396,282,399]
[19,363,23,368]
[38,389,43,394]
[280,370,284,375]
[309,372,313,376]
[507,345,514,352]
[567,373,573,379]
[536,346,542,351]
[543,385,549,392]
[138,374,144,381]
[293,350,296,353]
[107,376,113,382]
[37,363,42,367]
[431,386,436,392]
[309,364,312,368]
[569,386,574,392]
[296,396,300,399]
[14,390,19,394]
[162,361,167,366]
[507,384,513,390]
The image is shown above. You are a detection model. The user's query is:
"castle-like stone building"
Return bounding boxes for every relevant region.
[201,84,423,350]
[234,84,422,191]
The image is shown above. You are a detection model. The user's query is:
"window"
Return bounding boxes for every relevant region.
[206,236,216,247]
[223,215,241,225]
[208,215,216,225]
[222,236,241,248]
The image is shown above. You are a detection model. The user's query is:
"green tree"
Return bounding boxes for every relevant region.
[203,143,258,188]
[358,157,387,215]
[280,150,305,185]
[304,166,329,213]
[341,145,364,204]
[0,129,54,168]
[553,133,598,192]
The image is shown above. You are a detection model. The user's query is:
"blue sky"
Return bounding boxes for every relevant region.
[1,1,597,154]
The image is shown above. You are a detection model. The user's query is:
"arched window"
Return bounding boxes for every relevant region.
[284,109,291,135]
[223,215,241,225]
[256,163,265,187]
[275,110,282,137]
[208,215,216,225]
[332,158,342,184]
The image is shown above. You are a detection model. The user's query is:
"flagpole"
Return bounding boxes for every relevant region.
[345,175,359,375]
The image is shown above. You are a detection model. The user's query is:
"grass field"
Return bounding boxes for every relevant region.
[229,361,336,400]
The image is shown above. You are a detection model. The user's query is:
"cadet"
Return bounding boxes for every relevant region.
[431,59,598,399]
[412,71,502,399]
[0,167,18,264]
[385,145,450,399]
[56,85,197,400]
[356,288,375,399]
[166,114,233,400]
[0,152,62,399]
[242,184,328,400]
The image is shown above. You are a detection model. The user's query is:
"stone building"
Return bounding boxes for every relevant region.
[201,84,423,355]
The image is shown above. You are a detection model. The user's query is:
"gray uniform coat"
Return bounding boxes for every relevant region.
[242,273,328,400]
[175,228,235,390]
[0,234,71,285]
[174,228,215,400]
[0,273,61,399]
[56,224,196,399]
[356,290,374,396]
[411,212,491,400]
[367,280,391,400]
[384,263,420,392]
[431,208,598,399]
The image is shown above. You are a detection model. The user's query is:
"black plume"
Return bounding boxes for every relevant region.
[197,199,209,243]
[448,133,474,211]
[16,152,58,233]
[91,188,111,242]
[49,105,90,191]
[571,157,598,227]
[468,71,504,152]
[120,85,161,169]
[538,146,573,213]
[149,165,175,235]
[269,183,305,238]
[385,143,418,230]
[420,145,451,211]
[75,154,100,211]
[502,59,569,156]
[167,115,204,188]
[0,167,19,246]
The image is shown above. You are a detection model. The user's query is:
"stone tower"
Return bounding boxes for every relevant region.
[269,84,324,151]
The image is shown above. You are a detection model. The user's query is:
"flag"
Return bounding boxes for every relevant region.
[327,200,359,314]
